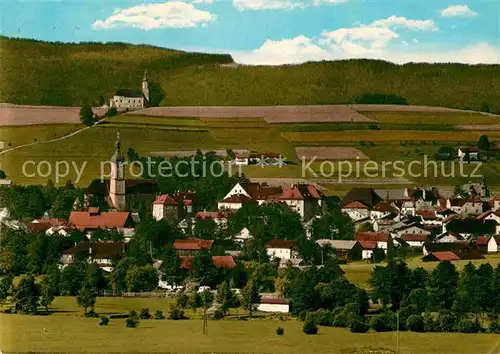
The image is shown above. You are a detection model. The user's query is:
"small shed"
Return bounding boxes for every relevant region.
[422,251,460,262]
[256,297,290,313]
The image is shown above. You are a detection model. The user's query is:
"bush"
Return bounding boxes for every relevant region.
[332,312,348,327]
[456,319,481,333]
[368,124,380,130]
[298,310,308,322]
[315,309,333,326]
[302,313,318,335]
[126,318,138,328]
[406,315,424,332]
[370,311,396,332]
[154,310,165,320]
[211,308,225,320]
[168,304,187,320]
[437,311,457,333]
[423,313,439,332]
[84,310,98,318]
[106,107,118,117]
[348,316,369,333]
[139,308,151,319]
[488,322,500,334]
[276,327,285,336]
[99,316,109,326]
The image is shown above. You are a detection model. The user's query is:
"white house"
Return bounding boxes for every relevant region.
[60,242,126,273]
[265,239,298,261]
[490,195,500,212]
[395,225,430,237]
[217,194,256,211]
[457,147,480,162]
[256,297,290,313]
[233,227,253,244]
[371,201,398,220]
[400,234,428,248]
[355,232,390,251]
[109,71,149,110]
[152,195,179,221]
[232,153,249,166]
[401,201,416,216]
[488,235,500,253]
[341,201,370,222]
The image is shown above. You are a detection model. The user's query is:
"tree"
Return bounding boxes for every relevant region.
[79,104,95,126]
[478,135,490,150]
[427,261,459,310]
[125,265,158,292]
[40,277,55,313]
[310,207,355,241]
[106,107,118,117]
[188,291,201,314]
[0,276,13,305]
[291,270,317,315]
[370,260,412,310]
[159,245,180,286]
[241,278,261,316]
[216,281,233,315]
[59,262,86,295]
[192,249,219,287]
[14,275,40,314]
[0,170,7,179]
[77,282,97,315]
[371,248,386,263]
[452,262,479,315]
[303,313,318,334]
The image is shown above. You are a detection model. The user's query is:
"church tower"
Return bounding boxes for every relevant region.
[109,132,126,212]
[142,70,150,104]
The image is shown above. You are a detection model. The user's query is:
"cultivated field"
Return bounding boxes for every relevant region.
[0,104,107,126]
[361,111,500,125]
[128,106,375,123]
[281,130,500,143]
[296,147,369,160]
[0,124,82,148]
[1,296,499,354]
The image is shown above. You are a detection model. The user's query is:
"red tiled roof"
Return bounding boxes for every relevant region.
[260,297,290,305]
[265,239,296,249]
[359,241,377,250]
[88,207,100,214]
[195,211,234,220]
[242,183,283,201]
[179,255,236,269]
[401,234,428,242]
[466,196,483,203]
[220,194,257,204]
[63,242,126,259]
[459,146,479,153]
[277,186,304,201]
[489,195,500,202]
[355,232,389,242]
[415,210,437,219]
[29,218,66,232]
[173,238,214,250]
[154,194,179,206]
[372,202,397,213]
[475,236,489,246]
[428,251,461,261]
[68,211,132,231]
[342,201,368,209]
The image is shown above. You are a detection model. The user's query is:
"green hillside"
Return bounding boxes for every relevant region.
[1,36,500,111]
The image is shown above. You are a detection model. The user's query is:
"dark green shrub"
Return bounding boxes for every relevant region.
[154,310,164,320]
[139,308,151,319]
[99,316,109,326]
[423,313,439,332]
[315,309,333,326]
[84,310,98,318]
[298,310,308,322]
[370,311,396,332]
[406,315,424,332]
[211,308,225,320]
[302,313,318,335]
[456,319,481,333]
[348,316,369,333]
[126,318,138,328]
[332,312,348,327]
[168,304,187,320]
[437,311,457,332]
[488,322,500,334]
[276,327,285,336]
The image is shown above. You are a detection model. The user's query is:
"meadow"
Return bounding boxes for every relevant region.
[361,111,499,126]
[1,296,499,354]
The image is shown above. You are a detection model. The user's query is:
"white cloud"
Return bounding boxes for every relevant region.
[369,15,438,31]
[232,38,499,65]
[441,5,478,17]
[320,27,398,56]
[92,2,216,30]
[231,35,333,65]
[233,0,347,11]
[233,0,305,11]
[192,0,214,3]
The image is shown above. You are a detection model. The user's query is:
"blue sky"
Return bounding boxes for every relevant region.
[1,0,498,64]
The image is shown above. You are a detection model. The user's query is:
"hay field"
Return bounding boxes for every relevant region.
[362,111,499,125]
[128,106,374,123]
[296,147,369,160]
[281,130,500,143]
[0,104,107,126]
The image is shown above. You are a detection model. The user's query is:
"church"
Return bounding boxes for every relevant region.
[109,71,150,109]
[84,133,159,212]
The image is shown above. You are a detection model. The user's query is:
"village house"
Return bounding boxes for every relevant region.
[371,201,399,220]
[173,238,214,257]
[233,227,253,244]
[341,201,370,222]
[422,242,470,257]
[232,153,249,166]
[274,184,324,220]
[28,218,67,235]
[457,147,480,163]
[172,191,196,214]
[490,195,500,212]
[342,188,382,209]
[394,225,431,238]
[256,297,290,313]
[68,208,136,241]
[179,255,236,270]
[152,195,179,222]
[109,71,149,109]
[316,239,363,261]
[355,232,391,252]
[217,194,257,211]
[195,211,234,226]
[359,241,378,260]
[488,235,500,253]
[222,182,282,205]
[399,234,429,248]
[265,239,299,261]
[60,241,126,273]
[422,251,461,262]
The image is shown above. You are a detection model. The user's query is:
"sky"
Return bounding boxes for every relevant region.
[1,0,499,65]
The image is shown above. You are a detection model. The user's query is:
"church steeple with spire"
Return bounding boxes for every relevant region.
[109,132,126,211]
[142,70,150,104]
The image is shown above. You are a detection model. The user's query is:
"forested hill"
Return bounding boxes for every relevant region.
[1,36,499,112]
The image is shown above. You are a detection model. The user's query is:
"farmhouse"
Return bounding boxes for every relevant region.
[358,241,378,260]
[68,208,135,239]
[256,297,290,313]
[341,201,370,222]
[274,184,324,220]
[265,239,298,261]
[84,134,159,212]
[152,195,179,221]
[61,241,126,272]
[217,193,257,211]
[457,147,480,162]
[342,188,382,209]
[488,235,500,253]
[422,251,460,262]
[400,234,428,248]
[109,71,149,109]
[173,238,214,257]
[355,232,390,251]
[233,227,253,244]
[316,239,363,261]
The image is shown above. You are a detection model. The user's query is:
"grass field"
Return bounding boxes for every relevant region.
[1,296,499,354]
[361,111,500,125]
[0,124,82,148]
